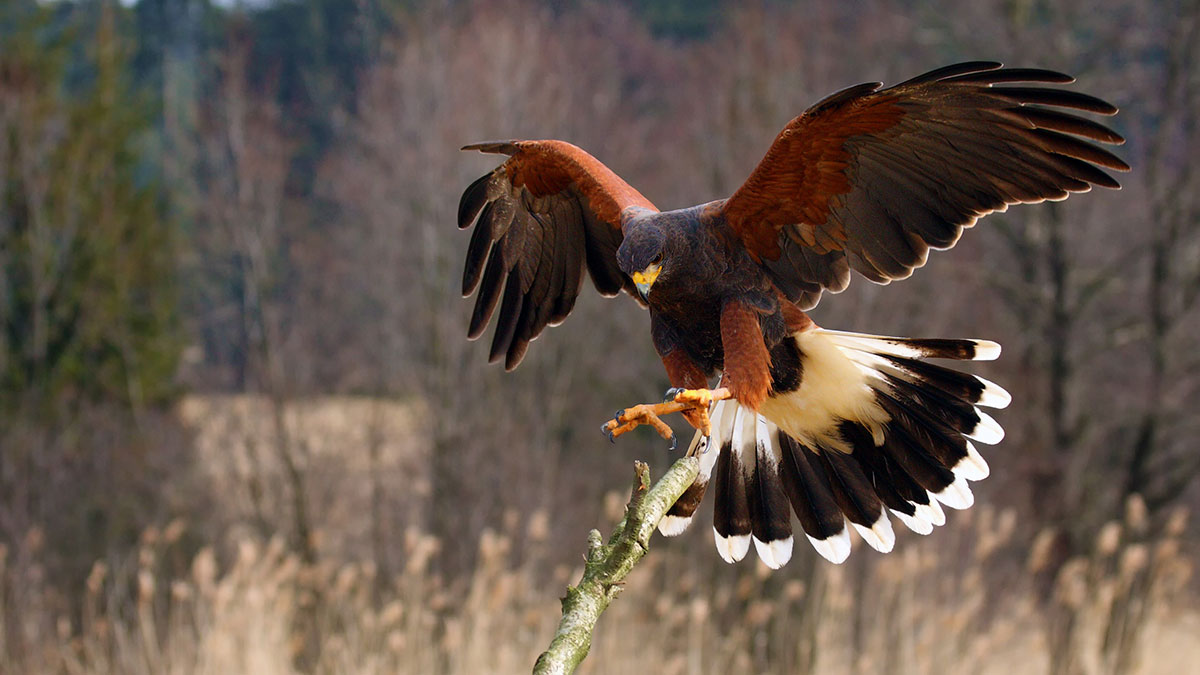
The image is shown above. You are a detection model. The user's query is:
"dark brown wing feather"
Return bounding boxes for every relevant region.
[458,140,657,369]
[721,62,1129,308]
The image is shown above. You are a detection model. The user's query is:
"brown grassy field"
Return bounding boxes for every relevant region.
[1,508,1194,674]
[1,396,1193,675]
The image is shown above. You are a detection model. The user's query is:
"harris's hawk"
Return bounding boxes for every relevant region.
[456,62,1126,567]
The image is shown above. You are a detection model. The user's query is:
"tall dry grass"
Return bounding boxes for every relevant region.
[1,490,1192,674]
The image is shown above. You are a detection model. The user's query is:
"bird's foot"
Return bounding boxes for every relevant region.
[603,404,677,448]
[601,387,732,445]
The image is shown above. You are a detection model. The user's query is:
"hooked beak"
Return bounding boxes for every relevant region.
[631,263,662,299]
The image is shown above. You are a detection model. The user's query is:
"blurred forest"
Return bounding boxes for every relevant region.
[1,0,1198,673]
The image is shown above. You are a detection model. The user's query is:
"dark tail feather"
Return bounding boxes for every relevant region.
[778,435,852,564]
[659,436,712,535]
[839,421,938,534]
[870,352,1010,408]
[659,401,732,536]
[748,418,794,568]
[712,407,752,563]
[876,396,976,511]
[820,329,1002,361]
[883,373,1004,445]
[820,447,896,553]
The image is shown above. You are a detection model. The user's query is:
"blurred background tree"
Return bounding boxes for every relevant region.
[1,1,177,415]
[1,1,185,615]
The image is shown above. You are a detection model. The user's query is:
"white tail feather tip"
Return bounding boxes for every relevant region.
[807,527,852,564]
[893,508,934,535]
[753,536,794,569]
[976,376,1012,409]
[968,410,1005,445]
[714,530,752,564]
[952,442,991,481]
[934,478,975,510]
[920,496,947,526]
[658,515,693,537]
[852,513,896,553]
[972,340,1002,361]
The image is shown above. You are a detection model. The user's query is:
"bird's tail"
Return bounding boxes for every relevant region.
[659,327,1010,568]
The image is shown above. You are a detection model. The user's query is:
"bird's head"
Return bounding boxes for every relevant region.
[617,222,672,300]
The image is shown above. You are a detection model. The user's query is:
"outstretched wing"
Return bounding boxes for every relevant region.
[720,61,1130,309]
[458,140,657,369]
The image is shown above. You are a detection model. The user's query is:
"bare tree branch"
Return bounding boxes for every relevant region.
[533,456,699,675]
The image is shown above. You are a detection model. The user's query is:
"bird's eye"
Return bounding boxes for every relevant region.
[651,252,663,265]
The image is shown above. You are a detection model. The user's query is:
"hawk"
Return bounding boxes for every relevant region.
[456,62,1126,567]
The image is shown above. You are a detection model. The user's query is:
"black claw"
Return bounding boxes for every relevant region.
[603,410,626,444]
[663,387,684,402]
[667,433,678,452]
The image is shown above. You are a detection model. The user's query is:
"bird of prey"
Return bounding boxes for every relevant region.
[456,62,1126,568]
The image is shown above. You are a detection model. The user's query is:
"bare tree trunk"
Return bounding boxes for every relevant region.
[1125,0,1200,510]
